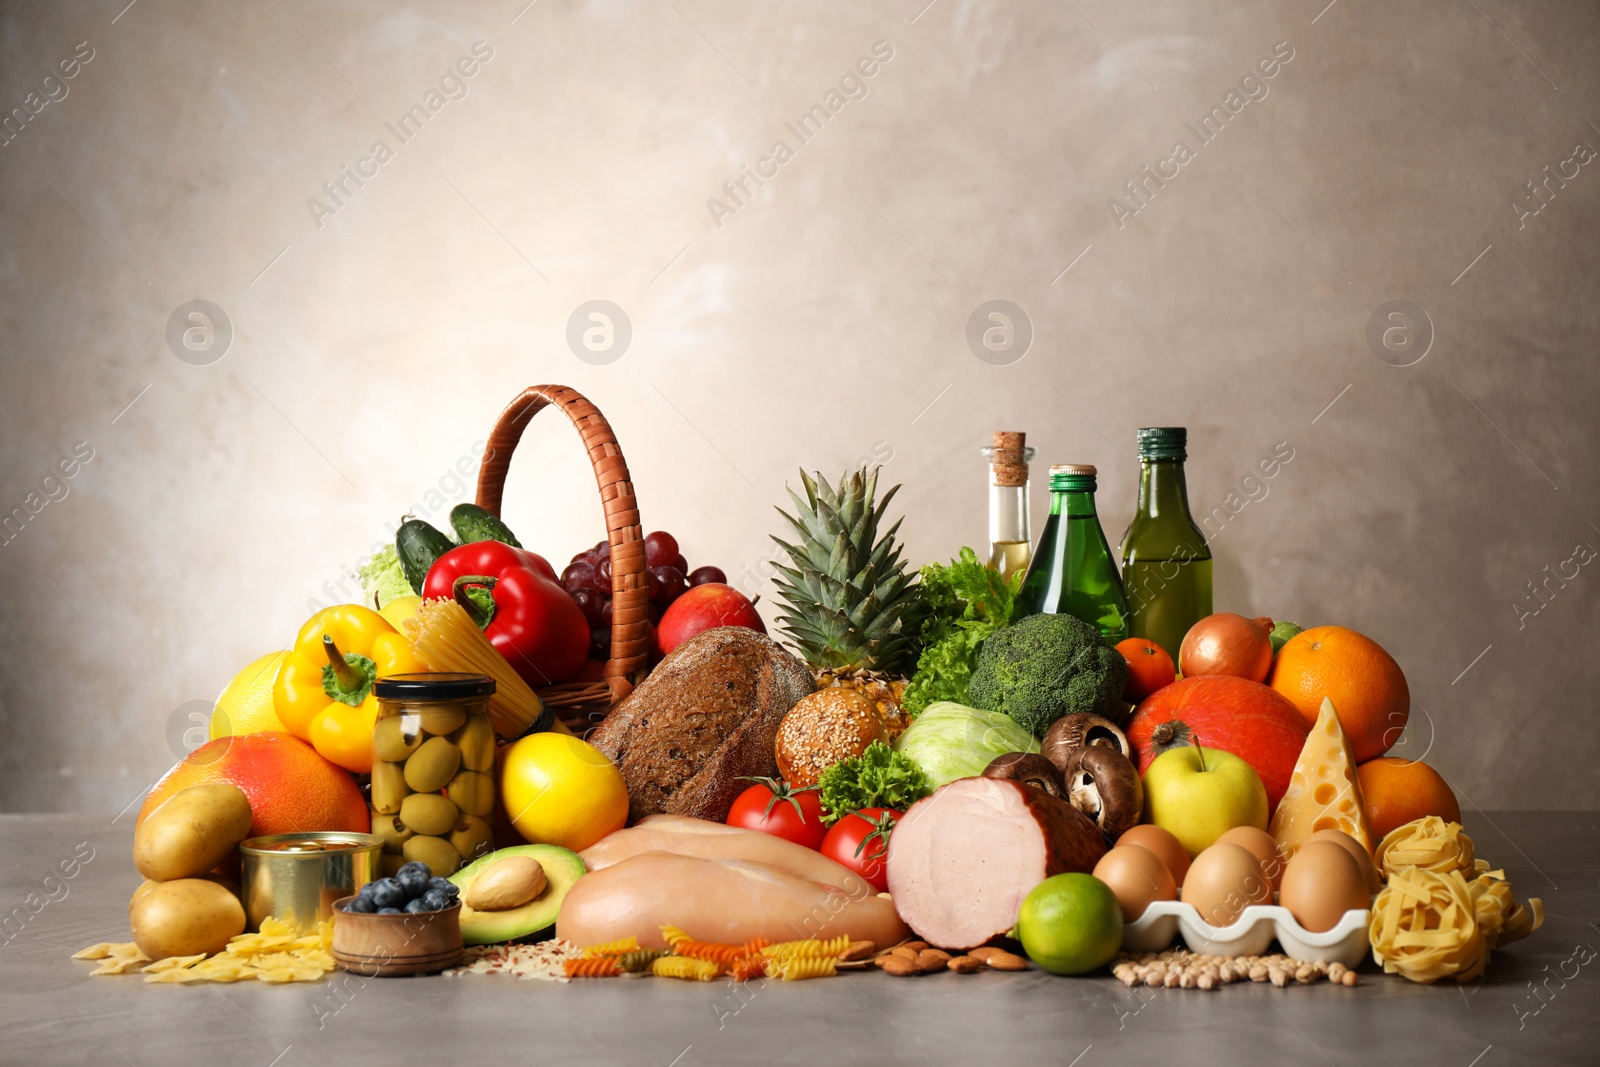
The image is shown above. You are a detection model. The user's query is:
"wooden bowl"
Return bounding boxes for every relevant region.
[329,896,464,977]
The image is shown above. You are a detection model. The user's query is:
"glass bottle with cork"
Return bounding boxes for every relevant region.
[982,430,1036,580]
[1119,427,1213,662]
[1017,464,1130,641]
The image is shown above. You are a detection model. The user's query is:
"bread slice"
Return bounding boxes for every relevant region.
[588,627,814,823]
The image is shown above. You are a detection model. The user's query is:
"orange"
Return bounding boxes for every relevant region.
[138,732,369,837]
[1267,625,1409,763]
[1356,757,1460,840]
[1115,637,1176,702]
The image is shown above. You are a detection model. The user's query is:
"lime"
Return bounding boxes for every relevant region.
[1016,873,1123,975]
[1269,620,1303,656]
[209,651,289,739]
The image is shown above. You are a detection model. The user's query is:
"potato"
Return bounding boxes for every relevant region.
[130,879,246,960]
[134,784,253,882]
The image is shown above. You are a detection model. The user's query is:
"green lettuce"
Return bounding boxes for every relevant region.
[358,546,413,608]
[901,548,1022,716]
[892,700,1039,788]
[817,741,930,823]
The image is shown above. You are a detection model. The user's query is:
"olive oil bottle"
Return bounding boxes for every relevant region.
[983,431,1036,580]
[1018,464,1130,641]
[1119,427,1212,662]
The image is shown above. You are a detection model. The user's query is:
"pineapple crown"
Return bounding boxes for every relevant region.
[769,466,919,676]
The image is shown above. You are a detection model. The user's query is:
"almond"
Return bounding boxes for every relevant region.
[967,946,1004,962]
[841,941,876,962]
[947,955,984,974]
[891,946,921,963]
[879,955,920,977]
[985,951,1030,971]
[916,949,952,973]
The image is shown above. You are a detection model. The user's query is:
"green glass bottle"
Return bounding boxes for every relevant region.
[1018,464,1130,641]
[1118,427,1213,663]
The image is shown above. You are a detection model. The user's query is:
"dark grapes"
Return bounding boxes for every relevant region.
[643,531,679,569]
[594,558,613,595]
[561,560,596,593]
[648,601,664,626]
[593,540,610,561]
[600,598,614,625]
[688,565,727,587]
[649,565,686,605]
[571,588,605,628]
[671,554,689,575]
[590,628,611,659]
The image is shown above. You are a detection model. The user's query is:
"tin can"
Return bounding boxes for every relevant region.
[240,832,382,934]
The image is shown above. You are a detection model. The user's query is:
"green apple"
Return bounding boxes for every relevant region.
[1142,745,1268,857]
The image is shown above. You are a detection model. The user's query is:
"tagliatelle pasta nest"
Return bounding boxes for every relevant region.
[1376,816,1480,876]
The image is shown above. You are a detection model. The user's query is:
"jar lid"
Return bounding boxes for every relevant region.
[373,672,496,699]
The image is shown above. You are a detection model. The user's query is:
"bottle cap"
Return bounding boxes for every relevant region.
[988,431,1030,487]
[1048,464,1097,491]
[1049,464,1097,476]
[1137,427,1187,461]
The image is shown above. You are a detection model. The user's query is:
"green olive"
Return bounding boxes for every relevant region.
[448,816,494,865]
[372,814,414,854]
[403,736,461,793]
[370,761,408,816]
[445,770,494,818]
[399,793,458,836]
[418,707,466,736]
[456,715,495,772]
[373,715,423,763]
[402,834,463,877]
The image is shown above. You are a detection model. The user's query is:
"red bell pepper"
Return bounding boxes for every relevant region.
[422,542,590,686]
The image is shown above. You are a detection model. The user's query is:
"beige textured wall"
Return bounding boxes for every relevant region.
[1,0,1596,813]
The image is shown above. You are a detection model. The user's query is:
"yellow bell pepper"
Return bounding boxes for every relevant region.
[273,605,426,773]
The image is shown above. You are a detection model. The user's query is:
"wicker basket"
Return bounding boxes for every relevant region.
[474,385,649,732]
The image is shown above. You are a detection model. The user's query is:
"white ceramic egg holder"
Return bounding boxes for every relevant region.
[1123,895,1372,967]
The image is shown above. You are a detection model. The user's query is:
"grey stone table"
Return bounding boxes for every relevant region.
[3,812,1595,1066]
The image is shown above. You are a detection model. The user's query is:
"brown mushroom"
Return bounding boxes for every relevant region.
[1061,746,1143,839]
[982,752,1067,800]
[1040,713,1132,776]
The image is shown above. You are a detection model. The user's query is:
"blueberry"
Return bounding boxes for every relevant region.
[397,866,431,900]
[397,861,431,880]
[377,907,402,915]
[355,881,379,901]
[345,895,375,913]
[369,877,405,909]
[403,897,435,914]
[429,877,459,898]
[420,889,450,911]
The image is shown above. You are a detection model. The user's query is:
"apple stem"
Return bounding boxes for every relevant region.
[1190,732,1207,773]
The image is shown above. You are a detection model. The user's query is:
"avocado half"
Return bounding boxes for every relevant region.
[447,844,586,946]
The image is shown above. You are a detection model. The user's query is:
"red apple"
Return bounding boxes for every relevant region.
[655,583,765,656]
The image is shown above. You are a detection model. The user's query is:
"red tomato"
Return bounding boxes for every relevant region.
[725,777,826,850]
[819,808,901,892]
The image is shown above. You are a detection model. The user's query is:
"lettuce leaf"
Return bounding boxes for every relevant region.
[901,548,1022,716]
[817,741,930,823]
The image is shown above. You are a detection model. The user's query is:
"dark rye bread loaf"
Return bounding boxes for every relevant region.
[587,626,814,823]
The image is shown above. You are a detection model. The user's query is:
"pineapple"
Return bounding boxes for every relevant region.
[770,467,919,736]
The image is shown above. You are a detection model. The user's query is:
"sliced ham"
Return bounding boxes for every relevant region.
[580,815,876,900]
[885,776,1109,950]
[556,852,910,950]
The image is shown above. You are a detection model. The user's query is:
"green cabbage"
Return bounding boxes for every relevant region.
[358,546,413,608]
[891,700,1040,789]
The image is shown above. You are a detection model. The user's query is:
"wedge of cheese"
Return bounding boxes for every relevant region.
[1269,697,1375,861]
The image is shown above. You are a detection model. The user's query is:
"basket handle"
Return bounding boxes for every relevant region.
[475,385,648,700]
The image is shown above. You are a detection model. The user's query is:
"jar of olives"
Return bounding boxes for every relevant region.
[370,673,498,878]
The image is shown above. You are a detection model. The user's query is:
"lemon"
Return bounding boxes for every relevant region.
[378,594,422,632]
[209,651,289,739]
[500,733,628,853]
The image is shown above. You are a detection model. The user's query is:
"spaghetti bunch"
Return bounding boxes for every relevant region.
[406,598,556,737]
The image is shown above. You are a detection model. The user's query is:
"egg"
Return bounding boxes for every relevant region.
[1215,826,1285,889]
[1280,840,1370,933]
[1116,825,1191,887]
[1307,828,1382,893]
[1181,842,1272,928]
[1093,845,1177,922]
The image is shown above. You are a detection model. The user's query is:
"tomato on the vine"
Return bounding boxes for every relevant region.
[819,808,901,891]
[725,776,826,850]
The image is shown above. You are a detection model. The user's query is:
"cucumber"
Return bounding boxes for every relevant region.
[396,519,457,593]
[450,503,522,548]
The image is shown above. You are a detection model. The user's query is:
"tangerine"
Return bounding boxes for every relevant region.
[138,732,369,837]
[1267,625,1409,763]
[1356,757,1460,839]
[1115,637,1175,702]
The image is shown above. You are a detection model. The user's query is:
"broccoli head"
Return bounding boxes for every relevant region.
[965,613,1128,737]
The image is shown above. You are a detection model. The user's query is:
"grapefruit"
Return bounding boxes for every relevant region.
[138,732,368,837]
[1268,625,1409,764]
[1126,675,1311,809]
[1357,757,1461,840]
[208,651,288,739]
